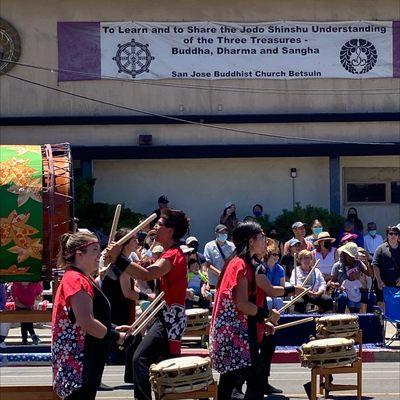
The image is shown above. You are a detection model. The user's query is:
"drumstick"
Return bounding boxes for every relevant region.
[301,259,320,288]
[116,213,158,246]
[130,291,164,331]
[108,204,122,246]
[274,316,314,331]
[131,300,166,337]
[277,287,312,314]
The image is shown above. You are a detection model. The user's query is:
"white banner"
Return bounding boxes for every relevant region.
[64,21,400,80]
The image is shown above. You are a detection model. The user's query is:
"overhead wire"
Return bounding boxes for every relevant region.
[4,72,397,146]
[1,58,400,95]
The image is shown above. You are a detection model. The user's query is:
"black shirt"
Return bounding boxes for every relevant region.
[372,242,400,286]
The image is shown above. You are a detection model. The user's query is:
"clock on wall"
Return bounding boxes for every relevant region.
[0,18,21,74]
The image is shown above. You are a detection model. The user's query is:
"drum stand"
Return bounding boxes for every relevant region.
[153,381,218,400]
[312,330,362,400]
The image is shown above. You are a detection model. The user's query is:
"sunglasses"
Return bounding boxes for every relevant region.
[271,253,280,257]
[388,232,399,236]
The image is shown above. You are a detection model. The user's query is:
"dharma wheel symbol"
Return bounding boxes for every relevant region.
[113,39,154,78]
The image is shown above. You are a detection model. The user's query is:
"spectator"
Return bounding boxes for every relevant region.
[336,220,364,248]
[306,219,324,244]
[11,281,43,345]
[185,236,207,267]
[267,227,284,256]
[364,222,384,259]
[0,283,10,348]
[341,268,363,313]
[290,250,333,313]
[252,204,264,218]
[347,207,364,233]
[371,225,400,309]
[313,232,337,280]
[280,238,302,280]
[283,222,313,255]
[330,242,372,313]
[219,202,238,238]
[186,259,211,309]
[203,224,235,287]
[264,242,285,311]
[357,247,376,313]
[150,195,169,227]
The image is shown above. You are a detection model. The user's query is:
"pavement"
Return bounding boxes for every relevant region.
[1,323,399,365]
[1,362,399,399]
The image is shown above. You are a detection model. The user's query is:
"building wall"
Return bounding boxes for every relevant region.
[1,0,399,132]
[340,156,400,233]
[93,157,330,244]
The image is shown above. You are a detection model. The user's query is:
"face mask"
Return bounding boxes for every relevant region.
[313,227,323,235]
[253,211,262,217]
[369,230,377,237]
[191,244,199,252]
[218,233,228,242]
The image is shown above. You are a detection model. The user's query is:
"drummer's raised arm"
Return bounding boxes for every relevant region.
[117,256,173,281]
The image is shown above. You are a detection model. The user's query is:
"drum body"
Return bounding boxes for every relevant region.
[0,143,73,282]
[185,308,209,331]
[316,314,359,339]
[300,337,357,368]
[150,356,213,395]
[42,143,74,274]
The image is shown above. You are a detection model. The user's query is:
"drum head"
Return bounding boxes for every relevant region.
[150,356,210,373]
[302,337,354,350]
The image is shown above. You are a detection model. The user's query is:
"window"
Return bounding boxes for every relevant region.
[347,183,386,203]
[391,182,400,204]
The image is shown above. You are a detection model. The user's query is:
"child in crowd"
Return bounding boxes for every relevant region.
[0,283,11,348]
[186,259,211,309]
[341,268,362,313]
[11,281,43,345]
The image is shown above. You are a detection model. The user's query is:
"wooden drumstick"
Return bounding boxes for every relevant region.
[116,213,157,246]
[108,204,122,246]
[131,300,166,337]
[130,291,164,331]
[277,287,312,314]
[301,259,320,288]
[274,316,314,331]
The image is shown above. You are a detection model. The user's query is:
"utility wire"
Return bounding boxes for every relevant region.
[1,58,400,96]
[4,72,397,146]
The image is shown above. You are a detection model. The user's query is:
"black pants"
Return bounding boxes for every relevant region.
[65,387,97,400]
[20,322,36,342]
[132,319,170,400]
[294,293,333,314]
[219,318,264,400]
[260,333,275,381]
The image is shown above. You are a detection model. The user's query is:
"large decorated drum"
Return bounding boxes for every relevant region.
[0,143,74,282]
[316,314,359,339]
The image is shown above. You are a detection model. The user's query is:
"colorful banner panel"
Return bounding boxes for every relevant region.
[58,20,400,81]
[0,146,43,282]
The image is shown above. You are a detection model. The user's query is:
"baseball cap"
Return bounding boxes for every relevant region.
[180,244,194,254]
[288,238,301,247]
[292,221,306,229]
[215,224,228,233]
[158,195,169,204]
[152,245,164,254]
[185,236,198,245]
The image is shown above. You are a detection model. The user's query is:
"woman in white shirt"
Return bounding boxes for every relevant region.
[290,250,333,313]
[312,232,337,281]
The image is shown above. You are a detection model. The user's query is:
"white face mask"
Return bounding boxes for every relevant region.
[217,233,228,242]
